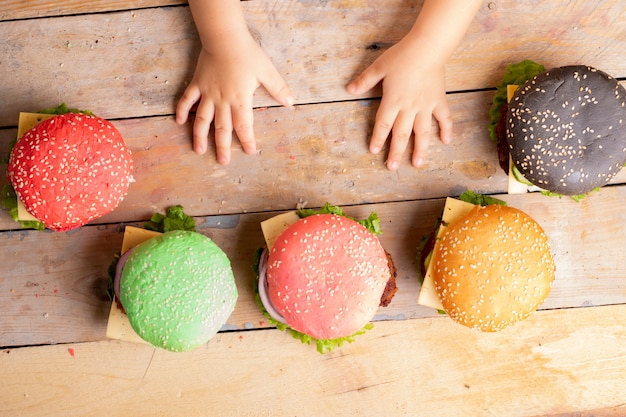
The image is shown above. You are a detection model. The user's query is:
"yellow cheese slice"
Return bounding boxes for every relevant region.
[15,113,57,222]
[260,211,300,250]
[417,197,476,310]
[105,226,161,345]
[17,112,55,138]
[506,84,518,104]
[120,225,161,254]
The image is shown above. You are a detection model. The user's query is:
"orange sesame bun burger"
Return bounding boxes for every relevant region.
[5,105,133,231]
[418,192,555,332]
[255,204,397,353]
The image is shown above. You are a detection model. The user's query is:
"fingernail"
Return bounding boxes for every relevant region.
[388,160,399,170]
[415,158,424,168]
[194,144,206,155]
[443,135,452,144]
[371,146,380,154]
[285,96,294,106]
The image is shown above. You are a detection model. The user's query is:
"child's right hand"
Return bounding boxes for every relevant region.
[176,33,293,165]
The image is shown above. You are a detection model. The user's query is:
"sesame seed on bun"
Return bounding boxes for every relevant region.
[506,65,626,195]
[7,113,133,231]
[432,204,555,332]
[118,230,238,352]
[264,214,394,341]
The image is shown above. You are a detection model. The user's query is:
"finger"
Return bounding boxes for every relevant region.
[386,111,414,171]
[433,101,453,144]
[176,85,201,125]
[232,100,256,155]
[213,105,233,165]
[260,68,294,107]
[412,112,433,168]
[192,100,215,156]
[347,65,383,95]
[369,101,397,155]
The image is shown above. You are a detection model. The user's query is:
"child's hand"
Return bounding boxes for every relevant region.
[347,38,453,171]
[176,34,293,165]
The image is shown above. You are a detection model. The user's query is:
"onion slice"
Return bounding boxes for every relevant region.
[257,248,287,324]
[113,248,134,302]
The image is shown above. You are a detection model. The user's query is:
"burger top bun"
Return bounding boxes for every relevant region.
[7,113,133,231]
[120,230,238,352]
[432,204,555,332]
[266,214,391,340]
[507,65,626,195]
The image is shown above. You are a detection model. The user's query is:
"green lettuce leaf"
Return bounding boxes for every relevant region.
[487,60,545,143]
[297,202,381,235]
[459,190,507,207]
[143,205,196,232]
[38,103,93,116]
[512,164,596,202]
[540,188,598,202]
[1,184,46,231]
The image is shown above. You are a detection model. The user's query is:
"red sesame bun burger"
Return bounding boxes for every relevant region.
[489,61,626,198]
[255,204,397,353]
[418,191,555,332]
[5,107,133,231]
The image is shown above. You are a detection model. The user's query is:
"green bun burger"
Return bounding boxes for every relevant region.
[116,230,238,352]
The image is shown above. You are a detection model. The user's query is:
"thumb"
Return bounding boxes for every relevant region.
[347,65,383,95]
[260,68,294,107]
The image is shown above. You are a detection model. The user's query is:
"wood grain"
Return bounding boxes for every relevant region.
[0,92,509,229]
[0,0,186,21]
[1,0,625,127]
[2,304,625,416]
[3,93,624,230]
[2,188,626,348]
[1,1,625,413]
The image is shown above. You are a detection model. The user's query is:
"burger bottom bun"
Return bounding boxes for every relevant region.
[120,231,237,351]
[433,205,555,332]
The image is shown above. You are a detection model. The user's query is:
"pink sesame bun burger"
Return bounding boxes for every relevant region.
[6,111,133,231]
[256,205,397,353]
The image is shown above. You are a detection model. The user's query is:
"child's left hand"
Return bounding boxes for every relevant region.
[347,38,453,171]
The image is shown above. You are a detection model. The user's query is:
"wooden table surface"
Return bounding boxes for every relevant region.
[1,1,625,416]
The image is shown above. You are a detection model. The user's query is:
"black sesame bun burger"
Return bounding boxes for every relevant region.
[4,105,133,231]
[108,206,238,352]
[255,204,397,353]
[489,62,626,198]
[418,191,555,332]
[506,65,626,196]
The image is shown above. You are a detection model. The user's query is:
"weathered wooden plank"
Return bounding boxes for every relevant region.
[1,0,625,127]
[3,91,624,230]
[0,93,512,229]
[0,0,186,21]
[2,187,626,347]
[2,304,625,416]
